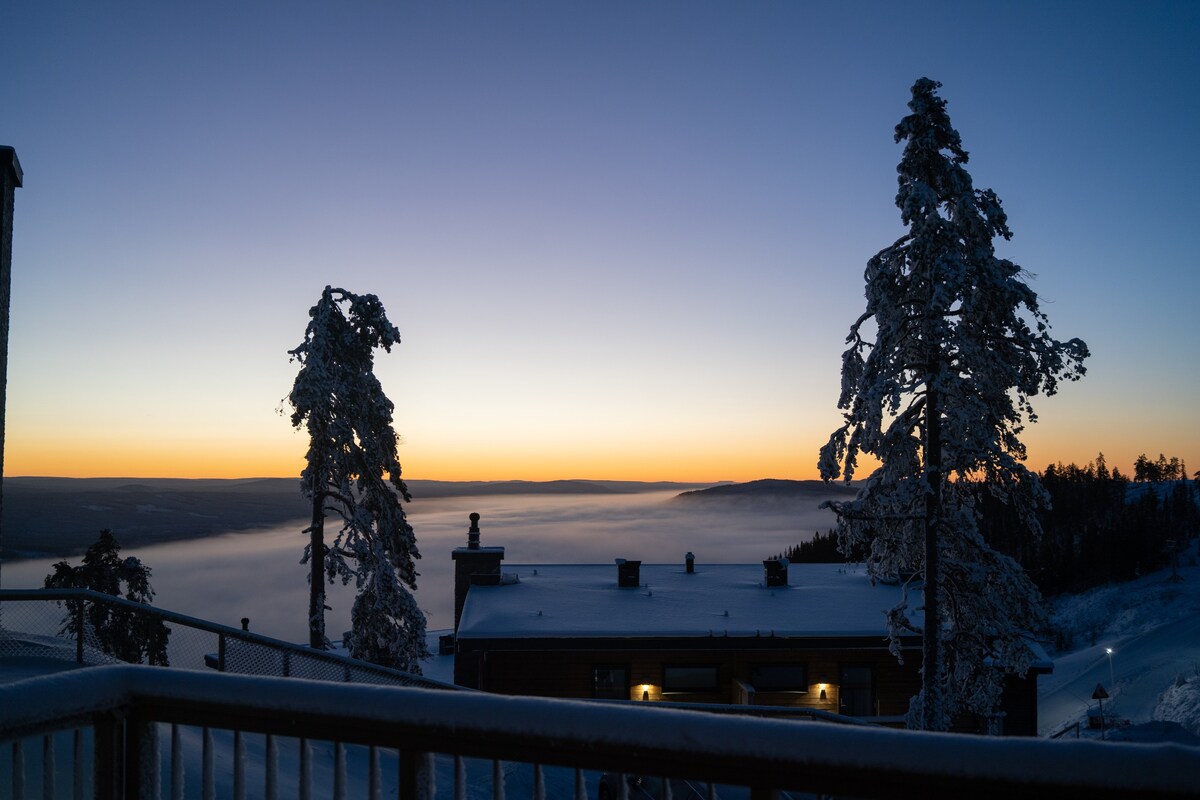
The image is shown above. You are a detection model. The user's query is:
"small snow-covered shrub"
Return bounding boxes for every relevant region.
[1154,674,1200,736]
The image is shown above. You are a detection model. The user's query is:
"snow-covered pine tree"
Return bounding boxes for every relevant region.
[818,79,1088,730]
[44,529,170,665]
[287,286,428,671]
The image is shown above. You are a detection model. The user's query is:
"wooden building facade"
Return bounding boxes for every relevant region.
[449,526,1045,735]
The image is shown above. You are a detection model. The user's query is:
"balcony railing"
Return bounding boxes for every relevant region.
[3,665,1200,799]
[0,588,456,690]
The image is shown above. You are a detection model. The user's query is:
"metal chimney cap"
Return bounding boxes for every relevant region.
[0,147,22,187]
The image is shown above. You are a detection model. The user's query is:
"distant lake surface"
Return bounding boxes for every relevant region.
[1,490,835,644]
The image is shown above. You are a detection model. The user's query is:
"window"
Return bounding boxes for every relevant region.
[591,666,628,700]
[839,664,874,716]
[750,663,808,692]
[662,665,719,693]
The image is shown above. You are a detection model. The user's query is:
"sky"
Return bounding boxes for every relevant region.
[1,1,1197,482]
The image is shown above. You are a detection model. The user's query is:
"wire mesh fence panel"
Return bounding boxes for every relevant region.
[157,620,219,672]
[1,591,456,690]
[224,636,291,678]
[0,598,122,666]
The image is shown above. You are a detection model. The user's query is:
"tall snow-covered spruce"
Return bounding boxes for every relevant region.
[286,286,428,672]
[818,79,1088,731]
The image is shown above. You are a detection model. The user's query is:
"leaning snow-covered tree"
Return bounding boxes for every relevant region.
[287,285,428,672]
[818,79,1088,731]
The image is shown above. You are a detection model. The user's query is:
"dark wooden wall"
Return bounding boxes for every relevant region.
[455,635,924,719]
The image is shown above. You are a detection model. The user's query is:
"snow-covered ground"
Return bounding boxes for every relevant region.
[1039,538,1200,743]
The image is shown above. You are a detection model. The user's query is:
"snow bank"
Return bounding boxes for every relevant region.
[1155,673,1200,736]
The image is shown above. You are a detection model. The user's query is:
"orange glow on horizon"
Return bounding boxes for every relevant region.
[4,425,1191,483]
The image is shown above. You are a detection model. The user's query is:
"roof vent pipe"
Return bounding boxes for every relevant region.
[616,558,641,588]
[763,557,789,588]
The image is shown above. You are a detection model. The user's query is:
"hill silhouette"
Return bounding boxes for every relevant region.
[674,478,860,506]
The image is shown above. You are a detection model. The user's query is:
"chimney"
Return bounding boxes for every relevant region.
[685,551,695,574]
[467,511,481,549]
[452,513,504,632]
[763,557,789,588]
[616,558,641,588]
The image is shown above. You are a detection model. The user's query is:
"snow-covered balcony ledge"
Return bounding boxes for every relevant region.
[3,665,1199,799]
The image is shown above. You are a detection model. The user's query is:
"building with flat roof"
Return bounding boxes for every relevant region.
[449,517,1048,735]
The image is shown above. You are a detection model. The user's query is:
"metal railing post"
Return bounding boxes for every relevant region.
[74,729,85,800]
[398,750,432,800]
[131,718,160,800]
[11,740,24,800]
[43,734,55,800]
[93,712,123,800]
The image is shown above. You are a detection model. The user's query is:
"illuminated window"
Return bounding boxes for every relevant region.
[662,665,719,693]
[750,663,808,692]
[592,666,628,699]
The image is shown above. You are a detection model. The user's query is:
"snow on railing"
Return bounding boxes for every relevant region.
[3,665,1200,799]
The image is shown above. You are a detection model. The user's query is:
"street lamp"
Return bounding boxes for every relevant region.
[1105,647,1115,690]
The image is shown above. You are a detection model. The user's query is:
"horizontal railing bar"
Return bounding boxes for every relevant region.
[0,588,459,690]
[594,698,880,725]
[2,666,1198,799]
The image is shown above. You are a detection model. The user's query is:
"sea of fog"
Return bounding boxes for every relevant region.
[1,490,838,644]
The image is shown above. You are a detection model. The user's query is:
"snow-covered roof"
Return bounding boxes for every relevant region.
[456,562,923,639]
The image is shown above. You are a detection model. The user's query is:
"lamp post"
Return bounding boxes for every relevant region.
[1105,647,1115,691]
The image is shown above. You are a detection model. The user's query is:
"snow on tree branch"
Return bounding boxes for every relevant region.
[286,286,428,671]
[818,79,1088,730]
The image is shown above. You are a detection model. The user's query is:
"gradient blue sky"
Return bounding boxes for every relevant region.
[1,1,1197,481]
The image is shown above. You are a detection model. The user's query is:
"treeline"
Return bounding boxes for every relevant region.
[979,454,1199,595]
[1133,452,1190,482]
[777,453,1199,597]
[771,529,864,564]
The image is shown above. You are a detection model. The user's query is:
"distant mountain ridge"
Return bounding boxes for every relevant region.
[674,478,860,504]
[0,477,717,559]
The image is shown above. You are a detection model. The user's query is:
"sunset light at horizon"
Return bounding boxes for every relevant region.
[2,2,1197,484]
